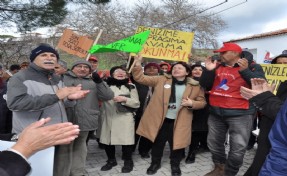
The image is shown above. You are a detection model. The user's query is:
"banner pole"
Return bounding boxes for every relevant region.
[86,29,103,61]
[126,55,132,69]
[128,58,136,73]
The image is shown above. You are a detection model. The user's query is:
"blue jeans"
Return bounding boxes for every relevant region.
[207,114,253,176]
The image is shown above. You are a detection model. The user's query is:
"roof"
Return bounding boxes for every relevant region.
[227,28,287,42]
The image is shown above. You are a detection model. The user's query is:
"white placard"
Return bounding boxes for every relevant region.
[0,140,54,176]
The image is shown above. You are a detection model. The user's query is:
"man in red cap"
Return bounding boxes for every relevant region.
[88,56,98,72]
[200,43,265,176]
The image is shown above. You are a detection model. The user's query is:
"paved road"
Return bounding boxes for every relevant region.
[85,140,256,176]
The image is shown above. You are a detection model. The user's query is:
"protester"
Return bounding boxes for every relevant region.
[200,43,265,176]
[0,66,12,134]
[159,61,171,73]
[132,62,160,158]
[241,53,287,176]
[88,55,98,72]
[6,43,89,176]
[132,55,206,176]
[99,66,140,173]
[54,60,67,76]
[185,63,209,164]
[20,62,29,70]
[6,64,20,76]
[63,60,114,175]
[0,117,80,176]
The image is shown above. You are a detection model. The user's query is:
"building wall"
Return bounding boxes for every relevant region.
[233,34,287,64]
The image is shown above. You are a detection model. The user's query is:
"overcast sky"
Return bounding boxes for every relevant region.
[196,0,287,43]
[1,0,287,45]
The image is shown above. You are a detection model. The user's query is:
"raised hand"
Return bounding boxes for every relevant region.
[134,54,143,67]
[240,78,272,100]
[205,57,217,71]
[12,118,80,158]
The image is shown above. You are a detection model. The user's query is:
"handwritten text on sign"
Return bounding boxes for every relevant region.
[261,64,287,93]
[135,26,194,62]
[57,29,94,58]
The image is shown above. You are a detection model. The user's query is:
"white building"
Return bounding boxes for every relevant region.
[226,28,287,64]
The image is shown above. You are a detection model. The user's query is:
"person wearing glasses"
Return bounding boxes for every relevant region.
[132,55,206,176]
[63,60,114,176]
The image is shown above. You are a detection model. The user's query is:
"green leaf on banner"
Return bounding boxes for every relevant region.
[89,30,150,53]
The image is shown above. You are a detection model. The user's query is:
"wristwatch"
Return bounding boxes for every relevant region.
[11,134,19,142]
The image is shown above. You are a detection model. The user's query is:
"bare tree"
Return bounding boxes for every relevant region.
[0,34,53,68]
[58,0,225,47]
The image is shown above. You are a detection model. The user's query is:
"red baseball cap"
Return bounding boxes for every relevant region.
[213,43,242,53]
[88,56,98,62]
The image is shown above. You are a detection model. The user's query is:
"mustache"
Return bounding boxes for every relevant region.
[43,61,55,64]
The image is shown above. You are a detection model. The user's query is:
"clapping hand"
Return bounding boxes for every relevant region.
[240,78,275,100]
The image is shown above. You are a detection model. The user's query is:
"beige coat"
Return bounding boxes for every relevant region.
[99,84,140,145]
[132,65,206,150]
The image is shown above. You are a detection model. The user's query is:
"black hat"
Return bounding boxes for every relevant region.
[110,66,126,76]
[30,44,59,62]
[271,54,287,64]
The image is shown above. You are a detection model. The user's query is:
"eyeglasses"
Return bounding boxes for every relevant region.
[74,65,90,69]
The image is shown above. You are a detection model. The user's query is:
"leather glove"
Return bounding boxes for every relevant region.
[92,72,102,83]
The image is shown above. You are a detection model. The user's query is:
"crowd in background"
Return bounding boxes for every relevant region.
[1,43,287,176]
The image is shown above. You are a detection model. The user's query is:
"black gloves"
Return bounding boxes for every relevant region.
[92,72,102,83]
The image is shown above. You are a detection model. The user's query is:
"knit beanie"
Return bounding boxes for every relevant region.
[71,60,92,71]
[30,44,59,62]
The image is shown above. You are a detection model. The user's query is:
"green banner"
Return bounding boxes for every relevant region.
[89,30,150,54]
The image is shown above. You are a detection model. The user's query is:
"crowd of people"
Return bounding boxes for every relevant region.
[1,42,287,176]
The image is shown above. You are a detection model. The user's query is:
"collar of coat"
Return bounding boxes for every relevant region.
[163,73,200,86]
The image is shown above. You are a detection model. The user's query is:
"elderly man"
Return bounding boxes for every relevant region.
[200,43,265,176]
[7,44,89,176]
[63,60,114,176]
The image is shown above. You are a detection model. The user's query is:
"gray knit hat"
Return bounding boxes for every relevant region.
[71,60,92,71]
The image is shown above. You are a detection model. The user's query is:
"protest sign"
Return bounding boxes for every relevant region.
[89,30,150,54]
[134,26,194,62]
[261,64,287,93]
[57,29,94,58]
